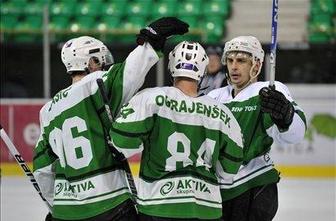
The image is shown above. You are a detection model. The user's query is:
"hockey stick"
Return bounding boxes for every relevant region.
[246,0,280,149]
[269,0,279,88]
[96,78,138,205]
[0,124,51,210]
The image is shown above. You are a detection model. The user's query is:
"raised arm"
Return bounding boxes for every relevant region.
[101,17,189,115]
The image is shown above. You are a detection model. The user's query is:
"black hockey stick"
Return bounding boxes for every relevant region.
[96,78,138,205]
[0,124,51,210]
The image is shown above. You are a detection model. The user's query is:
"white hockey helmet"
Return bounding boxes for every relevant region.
[222,36,264,74]
[61,36,114,73]
[168,41,209,81]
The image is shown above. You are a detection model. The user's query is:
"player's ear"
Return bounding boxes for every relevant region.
[253,61,261,74]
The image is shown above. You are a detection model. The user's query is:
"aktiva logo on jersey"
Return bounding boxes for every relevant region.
[160,181,175,195]
[55,180,95,198]
[160,178,211,196]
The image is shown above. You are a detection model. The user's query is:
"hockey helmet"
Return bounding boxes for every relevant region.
[222,36,264,75]
[61,36,114,73]
[168,41,209,81]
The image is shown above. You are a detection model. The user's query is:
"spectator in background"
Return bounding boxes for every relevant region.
[199,46,226,95]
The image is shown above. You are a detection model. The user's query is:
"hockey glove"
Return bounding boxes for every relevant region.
[136,17,189,51]
[259,87,294,131]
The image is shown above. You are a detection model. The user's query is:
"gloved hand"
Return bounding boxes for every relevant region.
[259,87,294,131]
[45,213,52,221]
[136,17,189,51]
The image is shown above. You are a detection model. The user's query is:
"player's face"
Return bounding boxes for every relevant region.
[226,52,253,89]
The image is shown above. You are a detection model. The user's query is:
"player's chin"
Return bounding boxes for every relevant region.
[230,78,241,85]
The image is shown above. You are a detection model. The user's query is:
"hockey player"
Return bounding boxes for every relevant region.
[208,36,307,221]
[109,41,244,220]
[33,17,189,221]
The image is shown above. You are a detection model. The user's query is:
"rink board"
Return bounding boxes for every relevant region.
[1,162,335,178]
[1,85,335,178]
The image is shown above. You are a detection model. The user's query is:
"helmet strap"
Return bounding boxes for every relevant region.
[230,61,260,96]
[248,61,260,82]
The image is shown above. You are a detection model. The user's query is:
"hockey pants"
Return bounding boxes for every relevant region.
[222,183,278,221]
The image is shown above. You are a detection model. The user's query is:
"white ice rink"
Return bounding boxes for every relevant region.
[1,177,335,221]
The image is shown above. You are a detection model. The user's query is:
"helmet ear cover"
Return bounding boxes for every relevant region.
[168,41,209,81]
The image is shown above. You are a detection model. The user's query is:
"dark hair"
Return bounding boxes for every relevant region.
[206,46,223,56]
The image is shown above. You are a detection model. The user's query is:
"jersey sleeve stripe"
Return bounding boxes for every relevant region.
[222,152,243,163]
[139,169,218,184]
[54,165,124,181]
[110,126,151,137]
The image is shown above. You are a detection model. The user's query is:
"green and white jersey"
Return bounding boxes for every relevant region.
[110,86,244,219]
[33,43,159,220]
[208,81,306,201]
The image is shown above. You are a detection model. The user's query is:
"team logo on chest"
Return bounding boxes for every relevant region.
[231,105,257,112]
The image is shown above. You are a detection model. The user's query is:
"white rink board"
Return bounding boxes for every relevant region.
[270,84,336,165]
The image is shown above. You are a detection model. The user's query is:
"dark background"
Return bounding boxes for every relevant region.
[1,41,335,98]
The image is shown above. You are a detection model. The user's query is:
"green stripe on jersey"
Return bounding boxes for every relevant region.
[221,168,279,201]
[138,201,221,219]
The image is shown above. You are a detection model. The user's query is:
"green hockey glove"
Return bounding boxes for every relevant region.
[259,87,294,131]
[136,17,189,51]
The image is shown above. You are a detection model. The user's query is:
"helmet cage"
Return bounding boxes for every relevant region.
[168,41,209,81]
